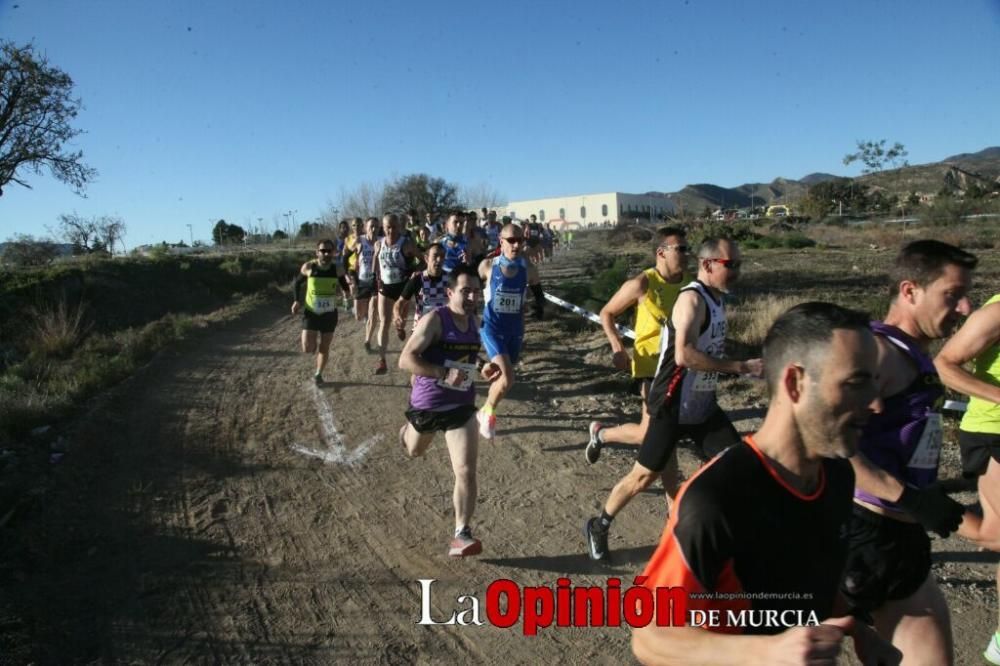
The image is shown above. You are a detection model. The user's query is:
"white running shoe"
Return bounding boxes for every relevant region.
[585,421,605,464]
[478,409,496,441]
[985,632,1000,666]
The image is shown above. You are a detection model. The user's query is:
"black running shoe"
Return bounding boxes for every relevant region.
[585,517,610,561]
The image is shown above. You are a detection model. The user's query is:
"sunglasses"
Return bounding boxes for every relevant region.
[318,248,335,254]
[660,244,689,253]
[708,258,741,269]
[503,237,525,245]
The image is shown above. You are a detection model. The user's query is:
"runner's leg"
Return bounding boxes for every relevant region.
[445,414,479,531]
[872,575,953,666]
[317,331,334,376]
[302,329,317,354]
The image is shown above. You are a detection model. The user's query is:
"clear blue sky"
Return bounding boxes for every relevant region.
[1,0,998,247]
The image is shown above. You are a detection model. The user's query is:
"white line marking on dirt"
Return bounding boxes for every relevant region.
[291,382,383,466]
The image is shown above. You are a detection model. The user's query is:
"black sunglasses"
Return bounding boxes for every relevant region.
[318,248,335,254]
[503,237,525,244]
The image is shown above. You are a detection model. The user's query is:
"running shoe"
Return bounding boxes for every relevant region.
[448,527,483,557]
[374,358,388,375]
[585,421,605,464]
[478,409,496,441]
[985,632,1000,666]
[585,517,610,561]
[396,326,406,341]
[313,373,324,386]
[364,340,372,352]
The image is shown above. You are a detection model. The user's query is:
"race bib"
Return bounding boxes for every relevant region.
[311,297,336,314]
[909,413,943,470]
[382,263,404,283]
[494,291,523,314]
[436,360,477,391]
[692,371,719,392]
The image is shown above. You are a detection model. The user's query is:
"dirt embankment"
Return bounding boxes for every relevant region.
[0,234,995,664]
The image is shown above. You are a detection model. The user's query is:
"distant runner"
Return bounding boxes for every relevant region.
[440,213,469,274]
[524,214,544,263]
[348,217,380,351]
[373,213,422,374]
[398,267,500,557]
[585,238,762,561]
[476,223,544,441]
[586,226,688,465]
[393,243,448,338]
[291,239,344,384]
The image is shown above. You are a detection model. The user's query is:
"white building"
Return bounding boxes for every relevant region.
[502,192,676,228]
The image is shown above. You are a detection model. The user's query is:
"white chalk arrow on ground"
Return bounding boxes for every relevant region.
[291,382,383,466]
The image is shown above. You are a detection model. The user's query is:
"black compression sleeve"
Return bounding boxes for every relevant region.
[292,272,307,301]
[400,274,421,301]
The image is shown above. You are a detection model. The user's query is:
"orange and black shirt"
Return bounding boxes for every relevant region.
[640,436,855,634]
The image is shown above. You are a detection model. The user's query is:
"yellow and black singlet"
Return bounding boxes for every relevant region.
[631,268,686,379]
[304,262,340,315]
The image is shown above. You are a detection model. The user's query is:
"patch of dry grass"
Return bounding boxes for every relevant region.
[727,294,808,348]
[28,299,92,358]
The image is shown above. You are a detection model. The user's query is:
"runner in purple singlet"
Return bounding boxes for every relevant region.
[397,267,500,557]
[843,239,978,665]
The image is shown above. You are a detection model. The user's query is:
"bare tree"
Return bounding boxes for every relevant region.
[337,180,386,219]
[459,182,506,210]
[52,213,126,255]
[0,41,97,197]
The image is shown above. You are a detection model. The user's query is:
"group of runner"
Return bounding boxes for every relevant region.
[293,219,1000,664]
[292,213,545,556]
[581,231,999,665]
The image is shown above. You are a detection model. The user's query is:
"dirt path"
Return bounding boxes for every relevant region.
[3,239,997,664]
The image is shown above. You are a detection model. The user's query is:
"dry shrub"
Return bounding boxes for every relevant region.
[28,298,92,358]
[728,294,807,347]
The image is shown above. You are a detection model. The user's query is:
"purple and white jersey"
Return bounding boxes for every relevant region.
[855,321,945,512]
[409,307,480,411]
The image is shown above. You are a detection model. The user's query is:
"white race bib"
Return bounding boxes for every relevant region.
[692,371,719,392]
[909,413,943,470]
[436,360,477,391]
[494,291,523,314]
[382,263,404,283]
[311,297,336,314]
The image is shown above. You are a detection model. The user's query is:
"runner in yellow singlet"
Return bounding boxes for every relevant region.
[584,227,688,468]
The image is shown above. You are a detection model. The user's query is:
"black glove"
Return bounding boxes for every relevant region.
[530,284,545,320]
[897,485,964,537]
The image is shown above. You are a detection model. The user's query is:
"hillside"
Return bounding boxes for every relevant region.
[658,145,1000,213]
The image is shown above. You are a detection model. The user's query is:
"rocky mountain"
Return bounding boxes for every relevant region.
[657,146,999,213]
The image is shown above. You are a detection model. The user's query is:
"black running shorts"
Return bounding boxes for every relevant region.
[355,279,375,300]
[302,309,338,333]
[840,504,931,615]
[958,430,1000,478]
[636,402,739,473]
[405,404,477,433]
[379,281,406,300]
